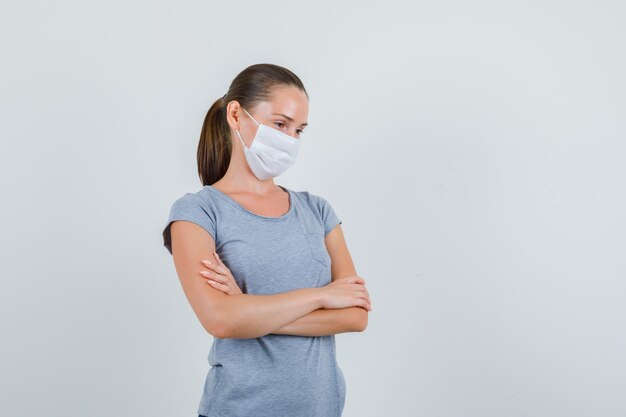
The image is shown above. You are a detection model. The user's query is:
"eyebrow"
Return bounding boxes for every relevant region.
[271,113,308,126]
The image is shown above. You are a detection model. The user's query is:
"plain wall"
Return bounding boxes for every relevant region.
[1,1,624,416]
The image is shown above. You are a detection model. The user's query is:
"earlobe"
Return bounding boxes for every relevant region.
[226,115,242,132]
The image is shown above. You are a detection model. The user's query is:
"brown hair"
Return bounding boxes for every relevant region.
[197,63,308,186]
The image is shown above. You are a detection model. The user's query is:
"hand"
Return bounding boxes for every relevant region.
[320,275,372,311]
[200,252,243,295]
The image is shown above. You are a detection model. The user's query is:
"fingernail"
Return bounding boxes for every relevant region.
[203,260,212,265]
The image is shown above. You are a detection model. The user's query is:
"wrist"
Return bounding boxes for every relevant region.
[308,287,325,309]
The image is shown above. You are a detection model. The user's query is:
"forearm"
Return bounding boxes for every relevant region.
[269,306,368,337]
[215,287,323,339]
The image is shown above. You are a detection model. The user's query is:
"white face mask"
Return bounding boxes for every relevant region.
[235,107,301,180]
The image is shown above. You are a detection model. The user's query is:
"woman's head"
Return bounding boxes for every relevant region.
[198,63,309,186]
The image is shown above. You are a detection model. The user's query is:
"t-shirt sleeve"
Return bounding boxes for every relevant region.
[162,194,217,255]
[315,195,343,237]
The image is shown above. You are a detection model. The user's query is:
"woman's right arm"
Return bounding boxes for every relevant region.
[169,220,327,339]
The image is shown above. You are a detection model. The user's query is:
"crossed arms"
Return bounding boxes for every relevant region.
[169,221,370,339]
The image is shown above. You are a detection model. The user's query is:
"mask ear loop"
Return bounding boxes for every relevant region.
[235,130,247,149]
[242,107,261,126]
[236,107,260,149]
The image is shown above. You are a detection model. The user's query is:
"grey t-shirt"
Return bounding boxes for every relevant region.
[162,184,346,417]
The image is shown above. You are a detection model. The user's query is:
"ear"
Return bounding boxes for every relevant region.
[225,100,243,131]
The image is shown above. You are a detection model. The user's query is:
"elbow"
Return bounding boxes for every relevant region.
[357,319,368,332]
[204,318,257,339]
[200,317,229,339]
[199,297,257,339]
[200,305,232,339]
[208,321,231,339]
[355,308,369,332]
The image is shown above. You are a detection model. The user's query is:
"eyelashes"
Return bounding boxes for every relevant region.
[274,121,305,136]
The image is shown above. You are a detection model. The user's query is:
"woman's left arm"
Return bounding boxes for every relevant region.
[271,224,369,336]
[200,225,370,336]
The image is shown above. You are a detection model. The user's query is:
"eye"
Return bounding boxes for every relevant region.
[274,121,286,129]
[296,129,304,136]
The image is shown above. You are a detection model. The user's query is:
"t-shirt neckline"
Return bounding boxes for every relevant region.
[204,184,294,221]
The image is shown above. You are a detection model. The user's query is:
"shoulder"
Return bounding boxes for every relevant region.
[290,188,333,212]
[289,188,342,236]
[163,186,217,255]
[167,187,221,220]
[170,186,213,207]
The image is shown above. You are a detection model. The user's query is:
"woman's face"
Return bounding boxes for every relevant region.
[237,85,309,142]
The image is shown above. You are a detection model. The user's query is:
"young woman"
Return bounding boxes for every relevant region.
[162,63,371,417]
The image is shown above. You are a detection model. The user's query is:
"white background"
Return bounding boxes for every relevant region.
[1,1,625,416]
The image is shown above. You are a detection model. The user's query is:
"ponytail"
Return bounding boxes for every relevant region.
[197,94,231,186]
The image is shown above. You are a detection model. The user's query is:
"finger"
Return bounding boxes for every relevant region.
[352,276,365,285]
[213,264,230,276]
[213,253,232,274]
[355,290,369,299]
[207,280,230,293]
[200,270,226,283]
[356,291,372,308]
[202,262,229,276]
[212,273,228,283]
[363,294,372,303]
[357,298,371,311]
[201,258,218,267]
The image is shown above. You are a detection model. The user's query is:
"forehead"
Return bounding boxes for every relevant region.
[253,86,308,121]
